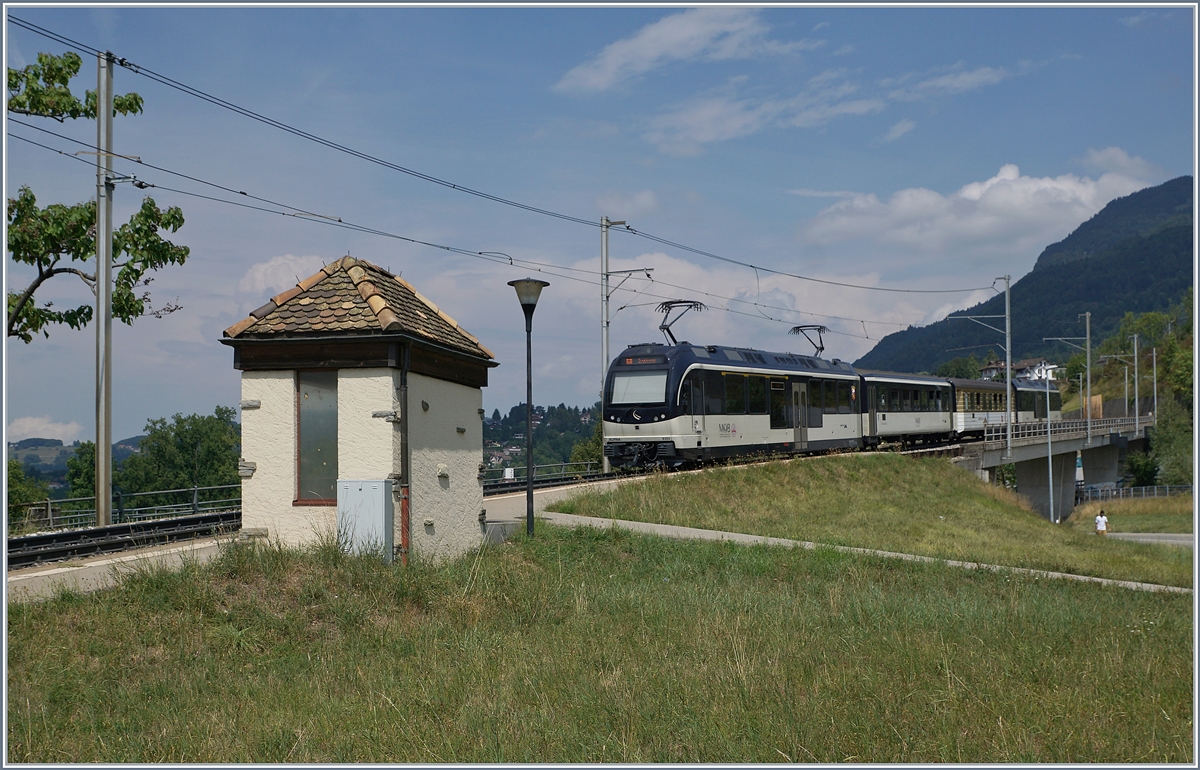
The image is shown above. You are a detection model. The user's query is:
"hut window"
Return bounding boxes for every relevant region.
[297,371,338,503]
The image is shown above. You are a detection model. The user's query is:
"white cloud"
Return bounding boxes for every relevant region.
[1081,147,1161,180]
[596,189,660,218]
[555,8,819,92]
[645,72,883,155]
[7,415,83,443]
[238,254,327,297]
[875,118,915,145]
[888,65,1011,101]
[804,162,1154,261]
[833,44,855,56]
[787,188,858,198]
[1120,11,1156,27]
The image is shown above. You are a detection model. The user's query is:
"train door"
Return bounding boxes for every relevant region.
[792,382,808,450]
[689,372,704,438]
[867,383,878,437]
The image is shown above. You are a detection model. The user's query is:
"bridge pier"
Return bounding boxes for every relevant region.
[1081,444,1121,486]
[1015,453,1076,522]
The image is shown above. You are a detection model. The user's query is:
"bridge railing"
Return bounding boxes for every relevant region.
[1077,484,1193,503]
[984,416,1150,445]
[7,484,242,535]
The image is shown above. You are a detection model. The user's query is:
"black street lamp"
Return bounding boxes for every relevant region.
[509,278,549,537]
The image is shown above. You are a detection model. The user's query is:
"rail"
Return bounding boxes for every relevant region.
[1077,485,1193,503]
[7,484,242,535]
[7,510,241,569]
[983,416,1148,444]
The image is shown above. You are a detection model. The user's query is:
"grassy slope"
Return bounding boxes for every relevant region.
[1069,497,1195,534]
[549,454,1193,588]
[6,530,1193,763]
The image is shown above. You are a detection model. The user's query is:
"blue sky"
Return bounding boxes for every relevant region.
[4,5,1195,442]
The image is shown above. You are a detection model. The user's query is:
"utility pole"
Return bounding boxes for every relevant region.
[1130,333,1139,434]
[950,275,1012,459]
[600,216,624,473]
[95,51,115,527]
[1004,275,1012,460]
[1046,311,1092,443]
[1081,311,1091,443]
[1152,347,1158,421]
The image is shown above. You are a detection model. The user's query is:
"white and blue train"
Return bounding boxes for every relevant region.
[602,342,1062,469]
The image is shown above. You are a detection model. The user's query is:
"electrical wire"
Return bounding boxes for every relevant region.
[11,128,885,343]
[11,121,912,334]
[10,15,998,298]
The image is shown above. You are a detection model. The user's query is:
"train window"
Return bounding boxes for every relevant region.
[808,381,821,412]
[918,389,929,411]
[1051,391,1062,411]
[610,371,669,405]
[724,374,746,414]
[703,371,725,415]
[1018,391,1035,414]
[934,389,943,412]
[823,381,837,414]
[836,382,851,413]
[889,388,900,412]
[901,389,911,411]
[747,376,768,414]
[769,380,789,428]
[875,387,887,412]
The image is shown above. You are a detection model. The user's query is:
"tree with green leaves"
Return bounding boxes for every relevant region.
[934,355,981,380]
[7,458,50,527]
[117,406,241,494]
[7,51,189,342]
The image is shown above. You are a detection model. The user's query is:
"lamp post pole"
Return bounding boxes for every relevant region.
[510,278,549,537]
[1129,333,1139,434]
[1046,366,1060,523]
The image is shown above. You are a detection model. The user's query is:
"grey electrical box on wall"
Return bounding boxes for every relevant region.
[336,479,394,562]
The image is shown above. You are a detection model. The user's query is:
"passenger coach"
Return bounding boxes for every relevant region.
[602,342,862,467]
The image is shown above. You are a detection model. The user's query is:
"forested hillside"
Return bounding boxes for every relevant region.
[855,176,1194,374]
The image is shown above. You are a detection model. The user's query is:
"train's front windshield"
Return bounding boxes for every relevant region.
[610,371,668,405]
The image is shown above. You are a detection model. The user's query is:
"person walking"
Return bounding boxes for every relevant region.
[1095,509,1108,536]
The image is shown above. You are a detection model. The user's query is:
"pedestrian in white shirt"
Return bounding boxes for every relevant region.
[1095,510,1108,536]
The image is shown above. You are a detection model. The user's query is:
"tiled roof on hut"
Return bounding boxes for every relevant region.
[223,256,493,360]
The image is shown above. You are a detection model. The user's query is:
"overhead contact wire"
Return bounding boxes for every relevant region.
[11,15,995,298]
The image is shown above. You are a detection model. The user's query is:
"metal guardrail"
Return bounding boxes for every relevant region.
[7,484,242,535]
[479,461,601,485]
[1077,485,1193,503]
[983,416,1149,444]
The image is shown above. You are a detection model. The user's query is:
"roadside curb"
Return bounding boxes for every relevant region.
[538,512,1193,595]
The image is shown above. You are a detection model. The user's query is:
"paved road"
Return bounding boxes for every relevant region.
[1108,532,1194,548]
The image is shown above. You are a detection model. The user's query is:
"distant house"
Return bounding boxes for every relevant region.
[222,255,497,562]
[1012,358,1057,381]
[979,359,1005,380]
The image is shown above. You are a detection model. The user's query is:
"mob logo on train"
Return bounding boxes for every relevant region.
[718,423,737,437]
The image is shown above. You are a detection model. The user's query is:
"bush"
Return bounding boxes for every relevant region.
[1125,451,1159,487]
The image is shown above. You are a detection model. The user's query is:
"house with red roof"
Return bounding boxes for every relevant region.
[222,255,496,562]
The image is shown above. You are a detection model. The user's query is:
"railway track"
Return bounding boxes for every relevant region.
[7,510,241,570]
[10,442,984,570]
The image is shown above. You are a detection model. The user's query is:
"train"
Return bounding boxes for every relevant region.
[602,341,1062,469]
